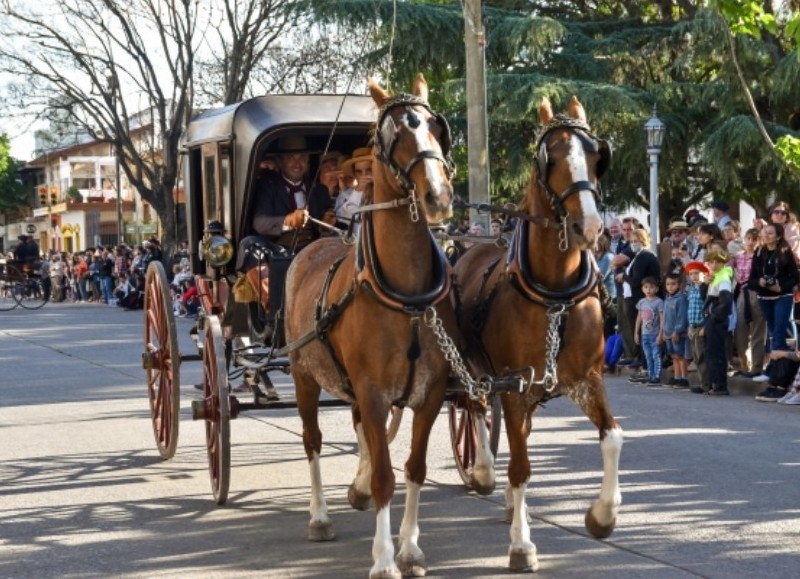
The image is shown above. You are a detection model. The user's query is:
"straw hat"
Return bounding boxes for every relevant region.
[340,147,373,177]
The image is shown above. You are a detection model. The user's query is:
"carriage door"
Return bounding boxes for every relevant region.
[200,143,233,239]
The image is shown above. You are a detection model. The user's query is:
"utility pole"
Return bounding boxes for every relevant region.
[463,0,490,232]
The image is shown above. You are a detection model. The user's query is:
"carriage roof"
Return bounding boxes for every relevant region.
[181,94,377,243]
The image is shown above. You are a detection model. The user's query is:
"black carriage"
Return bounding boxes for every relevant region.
[141,93,500,505]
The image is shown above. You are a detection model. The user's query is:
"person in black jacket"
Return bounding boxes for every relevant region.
[622,227,661,379]
[747,222,799,355]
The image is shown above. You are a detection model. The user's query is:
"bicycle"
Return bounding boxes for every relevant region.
[0,261,49,310]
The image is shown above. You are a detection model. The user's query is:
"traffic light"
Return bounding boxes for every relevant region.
[38,186,47,206]
[50,186,58,205]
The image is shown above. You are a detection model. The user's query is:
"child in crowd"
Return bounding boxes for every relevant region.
[634,277,664,386]
[686,261,711,393]
[662,272,690,388]
[702,250,735,396]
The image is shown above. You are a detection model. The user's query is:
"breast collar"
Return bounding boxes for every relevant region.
[355,212,452,313]
[505,219,598,307]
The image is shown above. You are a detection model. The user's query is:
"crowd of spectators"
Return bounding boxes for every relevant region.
[3,237,196,314]
[599,201,800,406]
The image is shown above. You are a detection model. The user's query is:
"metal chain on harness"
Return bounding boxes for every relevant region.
[423,306,492,400]
[558,216,570,252]
[528,303,567,392]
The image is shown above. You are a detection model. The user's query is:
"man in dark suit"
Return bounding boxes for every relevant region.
[240,136,336,266]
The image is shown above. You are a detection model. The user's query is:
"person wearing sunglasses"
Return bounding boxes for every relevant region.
[768,201,800,264]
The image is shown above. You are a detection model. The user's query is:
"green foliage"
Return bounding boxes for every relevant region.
[0,133,27,211]
[776,136,800,170]
[711,0,777,38]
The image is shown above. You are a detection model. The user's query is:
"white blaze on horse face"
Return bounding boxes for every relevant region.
[404,111,447,198]
[566,134,603,240]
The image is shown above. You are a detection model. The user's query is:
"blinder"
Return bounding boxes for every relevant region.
[534,124,611,220]
[375,94,455,191]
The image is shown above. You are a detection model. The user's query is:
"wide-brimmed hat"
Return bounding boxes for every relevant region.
[270,135,319,155]
[668,219,689,232]
[320,150,344,167]
[340,147,373,177]
[17,234,29,241]
[685,261,710,275]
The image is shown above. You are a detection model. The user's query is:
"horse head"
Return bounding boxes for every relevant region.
[369,74,455,224]
[533,96,610,250]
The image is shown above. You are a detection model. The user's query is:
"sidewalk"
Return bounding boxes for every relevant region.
[614,361,768,397]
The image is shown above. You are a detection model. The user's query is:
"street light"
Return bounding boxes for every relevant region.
[644,104,666,252]
[107,71,124,246]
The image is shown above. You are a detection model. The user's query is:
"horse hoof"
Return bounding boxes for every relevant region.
[469,475,495,496]
[396,552,427,577]
[307,520,336,542]
[508,548,539,573]
[369,568,402,579]
[585,507,616,539]
[347,484,372,511]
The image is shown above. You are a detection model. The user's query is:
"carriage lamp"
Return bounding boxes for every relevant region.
[644,105,666,252]
[202,220,233,266]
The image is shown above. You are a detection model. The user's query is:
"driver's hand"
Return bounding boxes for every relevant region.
[322,209,337,226]
[284,209,308,229]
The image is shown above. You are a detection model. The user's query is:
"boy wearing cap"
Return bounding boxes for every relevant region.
[686,261,711,393]
[701,250,735,395]
[335,147,373,235]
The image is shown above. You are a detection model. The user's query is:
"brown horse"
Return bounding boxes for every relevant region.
[454,96,621,572]
[283,74,457,578]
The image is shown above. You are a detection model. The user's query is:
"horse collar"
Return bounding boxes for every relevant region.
[355,213,452,313]
[506,219,598,307]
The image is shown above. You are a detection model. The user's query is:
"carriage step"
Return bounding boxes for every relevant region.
[236,397,351,411]
[181,353,202,362]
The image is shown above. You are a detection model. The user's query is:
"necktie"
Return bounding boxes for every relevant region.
[284,181,305,210]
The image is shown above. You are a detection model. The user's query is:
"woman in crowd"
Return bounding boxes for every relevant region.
[747,222,799,393]
[623,227,661,376]
[768,201,800,264]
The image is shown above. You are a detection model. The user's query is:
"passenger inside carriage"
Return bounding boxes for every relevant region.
[235,135,339,326]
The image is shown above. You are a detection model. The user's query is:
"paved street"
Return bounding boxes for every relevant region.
[1,302,798,578]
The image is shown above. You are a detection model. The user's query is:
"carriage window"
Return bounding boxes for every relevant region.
[203,153,218,223]
[220,152,232,236]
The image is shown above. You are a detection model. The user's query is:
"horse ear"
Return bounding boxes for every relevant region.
[412,73,428,102]
[539,97,553,124]
[369,77,389,107]
[568,96,586,122]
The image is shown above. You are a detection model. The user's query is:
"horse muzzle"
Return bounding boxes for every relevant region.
[422,184,454,223]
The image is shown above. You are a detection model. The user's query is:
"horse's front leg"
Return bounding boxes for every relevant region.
[569,373,623,539]
[295,377,335,541]
[503,394,539,572]
[395,392,443,577]
[359,397,400,579]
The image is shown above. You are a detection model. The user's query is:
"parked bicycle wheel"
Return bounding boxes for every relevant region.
[0,263,21,311]
[16,275,49,309]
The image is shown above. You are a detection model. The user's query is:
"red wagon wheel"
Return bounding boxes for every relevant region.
[200,315,231,505]
[143,261,181,459]
[448,393,501,490]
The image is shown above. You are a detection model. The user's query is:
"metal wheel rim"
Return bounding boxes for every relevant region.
[15,273,48,310]
[144,261,181,459]
[203,315,231,505]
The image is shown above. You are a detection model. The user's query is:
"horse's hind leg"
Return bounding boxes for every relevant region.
[295,376,335,542]
[348,405,373,511]
[569,374,623,539]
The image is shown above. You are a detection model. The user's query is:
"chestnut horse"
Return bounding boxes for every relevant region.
[283,74,457,578]
[454,96,622,572]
